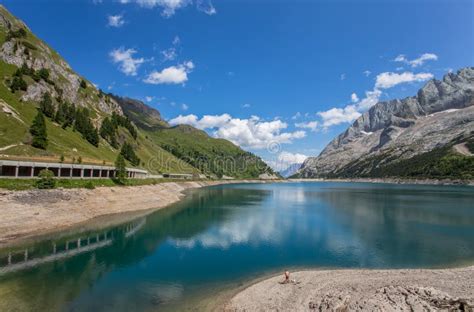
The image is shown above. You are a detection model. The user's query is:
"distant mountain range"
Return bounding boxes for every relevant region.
[279,163,302,178]
[295,67,474,180]
[0,5,275,178]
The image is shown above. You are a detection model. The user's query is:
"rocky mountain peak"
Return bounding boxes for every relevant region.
[297,67,474,179]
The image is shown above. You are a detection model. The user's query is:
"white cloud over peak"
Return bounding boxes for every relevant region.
[278,151,307,165]
[109,47,145,76]
[144,61,194,84]
[317,66,434,129]
[375,71,433,89]
[394,53,438,68]
[169,114,306,149]
[318,105,361,128]
[107,14,125,27]
[295,121,319,132]
[266,151,308,171]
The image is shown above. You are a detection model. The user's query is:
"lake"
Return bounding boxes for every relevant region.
[1,182,473,311]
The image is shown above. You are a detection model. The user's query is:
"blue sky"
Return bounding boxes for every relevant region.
[2,0,473,169]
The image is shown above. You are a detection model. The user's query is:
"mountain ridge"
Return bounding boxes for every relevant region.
[296,67,474,180]
[0,4,274,178]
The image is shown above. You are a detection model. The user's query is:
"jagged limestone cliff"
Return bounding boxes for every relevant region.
[297,67,474,179]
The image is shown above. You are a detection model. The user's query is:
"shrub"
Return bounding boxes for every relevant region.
[36,169,56,189]
[80,79,87,89]
[37,68,50,80]
[10,76,27,92]
[84,181,95,189]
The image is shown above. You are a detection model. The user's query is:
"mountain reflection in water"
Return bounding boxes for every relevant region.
[0,182,473,312]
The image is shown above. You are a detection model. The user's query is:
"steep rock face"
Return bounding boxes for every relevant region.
[298,67,474,178]
[0,5,122,116]
[111,95,169,129]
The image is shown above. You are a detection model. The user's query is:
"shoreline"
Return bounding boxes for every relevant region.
[225,266,474,311]
[289,177,474,186]
[0,179,271,247]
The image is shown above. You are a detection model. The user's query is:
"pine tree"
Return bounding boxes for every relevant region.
[10,76,27,92]
[120,142,140,166]
[115,154,127,183]
[40,92,55,118]
[30,110,48,149]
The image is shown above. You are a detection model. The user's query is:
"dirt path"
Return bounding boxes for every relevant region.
[0,143,22,151]
[225,267,474,311]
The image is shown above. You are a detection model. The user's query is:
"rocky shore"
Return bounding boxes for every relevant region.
[0,180,265,247]
[225,266,474,311]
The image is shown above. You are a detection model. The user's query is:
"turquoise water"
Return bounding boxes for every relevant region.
[1,182,473,311]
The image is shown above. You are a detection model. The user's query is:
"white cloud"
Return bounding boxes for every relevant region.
[318,105,361,128]
[107,14,125,27]
[144,61,194,84]
[145,96,154,102]
[295,121,319,132]
[265,151,308,171]
[181,103,189,110]
[278,151,307,165]
[196,0,216,15]
[121,0,215,17]
[291,112,301,120]
[169,114,306,149]
[109,47,145,76]
[356,89,382,111]
[317,69,432,128]
[363,70,371,77]
[161,47,177,61]
[340,73,346,80]
[351,92,359,103]
[134,0,191,17]
[172,36,181,45]
[393,53,438,68]
[375,71,433,89]
[242,103,251,108]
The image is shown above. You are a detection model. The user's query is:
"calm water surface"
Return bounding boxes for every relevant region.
[0,182,473,311]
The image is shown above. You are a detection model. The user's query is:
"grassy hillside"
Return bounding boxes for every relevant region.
[146,125,275,178]
[0,5,272,178]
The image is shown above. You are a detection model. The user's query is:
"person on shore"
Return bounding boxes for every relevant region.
[280,270,290,284]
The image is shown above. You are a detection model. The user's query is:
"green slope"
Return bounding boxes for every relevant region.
[0,5,195,174]
[146,125,275,178]
[0,5,272,178]
[111,96,276,178]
